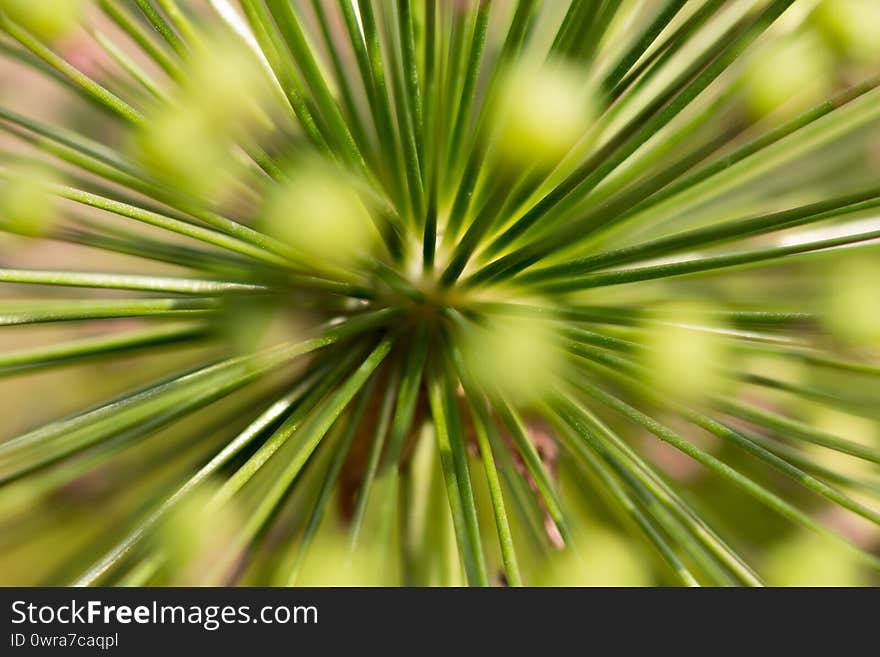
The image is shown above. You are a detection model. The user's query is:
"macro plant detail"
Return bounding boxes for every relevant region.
[0,0,879,587]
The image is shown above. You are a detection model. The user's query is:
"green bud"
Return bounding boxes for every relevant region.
[537,530,651,586]
[182,35,270,131]
[155,485,243,585]
[264,165,377,271]
[742,33,833,119]
[0,0,85,41]
[492,60,594,170]
[133,107,232,199]
[766,534,865,586]
[460,315,561,404]
[641,305,728,402]
[813,0,880,62]
[292,533,395,586]
[0,163,61,238]
[824,254,880,346]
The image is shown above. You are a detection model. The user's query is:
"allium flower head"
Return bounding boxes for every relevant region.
[1,0,879,587]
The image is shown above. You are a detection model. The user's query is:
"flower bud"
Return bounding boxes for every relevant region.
[813,0,880,62]
[536,529,650,586]
[641,306,728,402]
[742,33,833,119]
[766,534,865,586]
[263,165,377,271]
[0,163,61,238]
[492,60,594,170]
[155,485,244,586]
[132,107,232,200]
[460,315,561,403]
[0,0,85,42]
[182,35,271,132]
[824,253,880,346]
